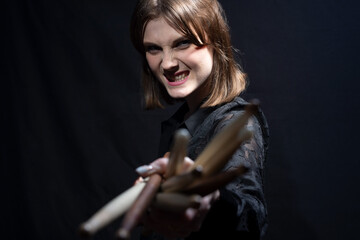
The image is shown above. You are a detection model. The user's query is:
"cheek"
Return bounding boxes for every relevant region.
[184,48,213,71]
[193,54,214,77]
[202,50,214,76]
[146,54,160,73]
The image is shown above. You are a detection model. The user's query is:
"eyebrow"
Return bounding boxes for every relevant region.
[143,41,157,47]
[143,36,189,47]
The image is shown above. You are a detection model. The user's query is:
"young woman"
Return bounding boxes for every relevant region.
[130,0,269,239]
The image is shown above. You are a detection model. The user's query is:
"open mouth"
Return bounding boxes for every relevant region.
[165,71,189,82]
[165,71,190,85]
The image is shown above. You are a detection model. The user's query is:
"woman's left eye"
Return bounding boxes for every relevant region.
[175,40,191,49]
[145,45,161,54]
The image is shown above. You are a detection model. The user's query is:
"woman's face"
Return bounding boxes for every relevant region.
[143,17,213,107]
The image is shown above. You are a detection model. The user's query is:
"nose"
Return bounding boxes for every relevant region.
[161,49,178,72]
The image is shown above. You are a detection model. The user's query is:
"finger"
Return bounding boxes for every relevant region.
[177,157,194,173]
[184,208,202,232]
[133,177,144,185]
[182,192,219,232]
[135,157,168,177]
[148,208,185,223]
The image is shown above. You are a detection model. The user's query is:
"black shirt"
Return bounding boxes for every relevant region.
[157,97,269,240]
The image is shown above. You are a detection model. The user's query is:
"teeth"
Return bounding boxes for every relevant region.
[174,73,187,81]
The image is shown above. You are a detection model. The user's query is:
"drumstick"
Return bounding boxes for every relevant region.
[165,129,190,178]
[116,174,162,240]
[79,181,146,237]
[152,192,202,212]
[161,165,203,192]
[199,127,253,177]
[79,100,260,237]
[182,165,249,196]
[190,102,258,177]
[162,126,252,194]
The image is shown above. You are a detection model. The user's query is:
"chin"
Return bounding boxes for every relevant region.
[167,91,190,100]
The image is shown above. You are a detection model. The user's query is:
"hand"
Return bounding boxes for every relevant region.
[135,156,194,178]
[135,157,220,239]
[142,190,219,239]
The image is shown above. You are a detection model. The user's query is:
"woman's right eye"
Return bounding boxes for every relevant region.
[175,39,191,49]
[145,45,161,54]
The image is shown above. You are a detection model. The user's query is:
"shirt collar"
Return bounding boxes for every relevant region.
[184,105,212,136]
[164,102,213,135]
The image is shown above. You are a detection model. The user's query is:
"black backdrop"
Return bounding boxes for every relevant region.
[3,0,360,239]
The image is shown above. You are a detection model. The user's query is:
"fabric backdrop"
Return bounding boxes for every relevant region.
[3,0,360,239]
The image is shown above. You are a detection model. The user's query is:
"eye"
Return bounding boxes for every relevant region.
[145,45,161,54]
[175,39,191,49]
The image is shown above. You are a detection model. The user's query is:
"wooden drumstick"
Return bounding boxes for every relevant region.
[116,174,162,240]
[165,129,190,178]
[79,181,146,237]
[79,100,260,238]
[199,127,253,177]
[162,128,251,194]
[190,103,258,177]
[161,165,203,192]
[182,165,249,196]
[152,192,202,212]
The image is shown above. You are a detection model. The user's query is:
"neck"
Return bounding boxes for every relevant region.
[184,81,211,119]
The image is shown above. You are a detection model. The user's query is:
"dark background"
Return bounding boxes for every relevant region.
[2,0,360,239]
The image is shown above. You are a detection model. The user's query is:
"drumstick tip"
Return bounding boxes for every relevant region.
[78,223,92,239]
[116,228,130,240]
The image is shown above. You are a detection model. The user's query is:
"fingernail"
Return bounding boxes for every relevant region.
[136,165,160,177]
[185,208,197,220]
[136,165,153,175]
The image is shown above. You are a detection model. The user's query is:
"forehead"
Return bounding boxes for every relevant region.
[143,17,184,44]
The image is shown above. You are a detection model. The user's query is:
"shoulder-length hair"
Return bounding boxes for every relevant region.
[130,0,247,109]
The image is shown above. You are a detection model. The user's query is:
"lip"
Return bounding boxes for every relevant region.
[165,71,189,86]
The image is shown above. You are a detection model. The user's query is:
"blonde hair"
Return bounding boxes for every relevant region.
[130,0,246,109]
